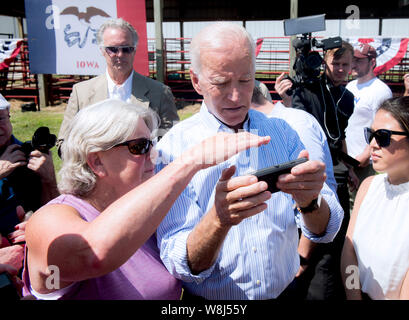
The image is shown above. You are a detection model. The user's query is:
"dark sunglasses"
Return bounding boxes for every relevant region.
[103,46,135,55]
[113,138,153,155]
[364,127,409,148]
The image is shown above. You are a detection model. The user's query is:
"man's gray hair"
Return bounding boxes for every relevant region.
[96,18,139,47]
[58,99,159,197]
[189,22,256,76]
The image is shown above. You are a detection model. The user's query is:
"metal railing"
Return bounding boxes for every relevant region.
[1,40,39,105]
[1,37,408,106]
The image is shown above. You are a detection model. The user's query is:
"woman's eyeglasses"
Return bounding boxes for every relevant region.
[103,46,136,56]
[113,138,153,155]
[364,127,409,148]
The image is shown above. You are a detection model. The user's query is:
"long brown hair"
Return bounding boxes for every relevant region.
[378,96,409,134]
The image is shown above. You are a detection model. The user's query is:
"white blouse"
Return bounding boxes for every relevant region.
[353,173,409,299]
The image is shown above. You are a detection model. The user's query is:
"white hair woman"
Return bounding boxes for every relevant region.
[22,99,270,300]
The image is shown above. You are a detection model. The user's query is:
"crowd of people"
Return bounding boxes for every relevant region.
[1,18,409,301]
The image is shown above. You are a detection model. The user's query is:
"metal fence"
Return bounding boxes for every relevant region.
[0,40,39,105]
[1,37,408,106]
[148,37,296,103]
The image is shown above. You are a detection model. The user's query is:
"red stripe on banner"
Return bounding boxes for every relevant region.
[358,38,374,44]
[374,38,409,76]
[0,40,23,71]
[116,0,149,76]
[255,38,264,57]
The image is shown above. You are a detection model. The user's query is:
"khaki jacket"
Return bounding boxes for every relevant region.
[58,71,179,141]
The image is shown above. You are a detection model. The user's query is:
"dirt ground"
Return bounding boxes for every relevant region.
[8,99,67,113]
[177,102,201,117]
[8,98,201,116]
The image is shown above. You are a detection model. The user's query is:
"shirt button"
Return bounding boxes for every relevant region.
[252,247,257,253]
[256,280,261,286]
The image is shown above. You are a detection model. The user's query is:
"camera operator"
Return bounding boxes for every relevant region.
[0,95,58,212]
[0,94,58,297]
[287,41,359,300]
[291,41,359,209]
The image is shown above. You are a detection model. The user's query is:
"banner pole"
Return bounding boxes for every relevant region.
[289,0,298,78]
[154,0,165,83]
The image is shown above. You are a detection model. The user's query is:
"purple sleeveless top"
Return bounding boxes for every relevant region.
[22,194,181,300]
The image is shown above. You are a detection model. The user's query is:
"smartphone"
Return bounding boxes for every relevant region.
[249,157,308,193]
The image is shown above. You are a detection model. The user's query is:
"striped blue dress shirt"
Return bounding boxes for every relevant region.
[156,104,344,300]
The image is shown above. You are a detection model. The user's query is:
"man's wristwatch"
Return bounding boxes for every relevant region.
[297,194,322,214]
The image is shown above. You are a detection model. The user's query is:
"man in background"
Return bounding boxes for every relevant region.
[155,22,343,300]
[58,18,179,145]
[345,43,392,184]
[290,41,357,300]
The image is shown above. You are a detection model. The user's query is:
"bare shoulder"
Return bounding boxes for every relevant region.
[28,203,80,225]
[357,175,376,197]
[352,175,376,214]
[26,203,84,248]
[347,175,377,237]
[25,203,84,292]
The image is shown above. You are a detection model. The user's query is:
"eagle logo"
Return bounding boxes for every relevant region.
[61,6,110,23]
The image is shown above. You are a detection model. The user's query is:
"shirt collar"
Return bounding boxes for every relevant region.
[106,70,133,99]
[0,135,20,155]
[10,135,21,145]
[199,102,251,133]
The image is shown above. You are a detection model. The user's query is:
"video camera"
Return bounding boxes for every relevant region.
[0,127,56,236]
[20,126,57,157]
[283,14,342,94]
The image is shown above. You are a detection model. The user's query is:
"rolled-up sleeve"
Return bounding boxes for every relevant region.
[299,181,344,243]
[156,183,216,283]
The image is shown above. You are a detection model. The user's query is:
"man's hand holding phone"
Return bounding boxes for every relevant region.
[213,151,327,228]
[275,151,326,208]
[249,157,308,193]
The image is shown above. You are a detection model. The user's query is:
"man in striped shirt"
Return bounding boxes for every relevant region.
[156,22,344,300]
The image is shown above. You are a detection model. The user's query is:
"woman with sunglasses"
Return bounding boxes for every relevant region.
[21,99,270,300]
[341,96,409,300]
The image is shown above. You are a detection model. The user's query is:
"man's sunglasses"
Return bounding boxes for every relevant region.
[364,127,409,148]
[103,46,136,55]
[113,138,153,155]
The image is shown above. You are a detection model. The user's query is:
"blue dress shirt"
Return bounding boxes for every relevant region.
[156,104,344,300]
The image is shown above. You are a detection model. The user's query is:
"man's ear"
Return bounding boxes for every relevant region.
[370,57,377,70]
[190,69,203,95]
[86,152,107,178]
